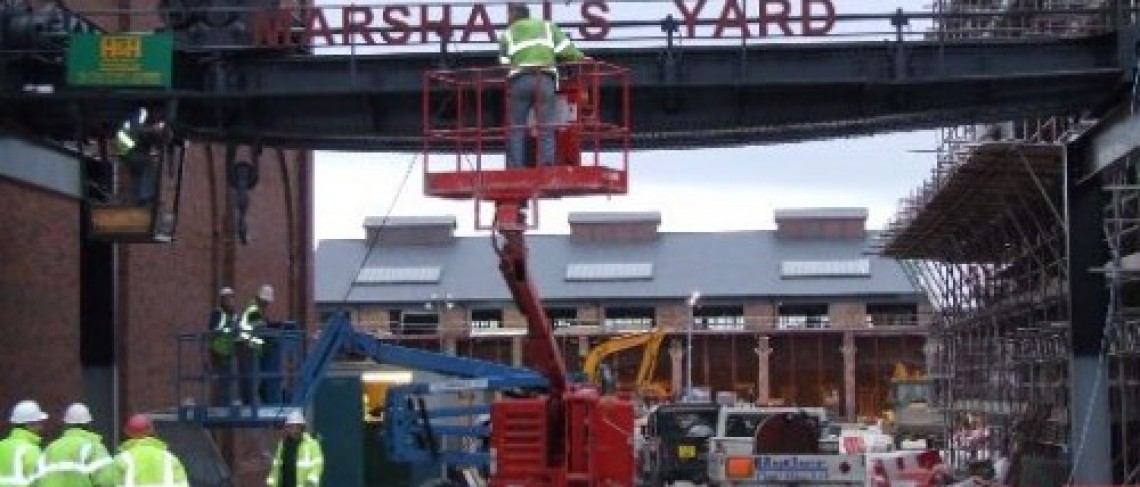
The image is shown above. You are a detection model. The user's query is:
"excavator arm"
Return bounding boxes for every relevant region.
[632,330,667,390]
[581,328,666,386]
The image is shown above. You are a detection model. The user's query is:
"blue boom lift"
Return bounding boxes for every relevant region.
[175,313,548,477]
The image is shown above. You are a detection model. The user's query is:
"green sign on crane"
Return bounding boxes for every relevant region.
[67,33,173,88]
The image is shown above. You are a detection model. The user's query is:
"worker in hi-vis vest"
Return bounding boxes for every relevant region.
[111,414,188,487]
[114,107,167,205]
[35,403,116,487]
[498,2,585,169]
[237,284,274,403]
[0,400,48,487]
[266,410,324,487]
[208,286,245,404]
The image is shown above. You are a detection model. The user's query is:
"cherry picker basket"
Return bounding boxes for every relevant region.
[422,60,630,226]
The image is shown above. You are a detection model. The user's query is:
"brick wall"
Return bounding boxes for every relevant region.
[120,144,311,413]
[8,3,312,487]
[655,302,690,331]
[776,218,865,240]
[829,301,867,328]
[0,178,83,425]
[744,301,776,328]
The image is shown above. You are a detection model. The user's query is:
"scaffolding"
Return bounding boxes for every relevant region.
[878,141,1070,476]
[929,0,1112,39]
[1101,165,1140,484]
[879,1,1140,483]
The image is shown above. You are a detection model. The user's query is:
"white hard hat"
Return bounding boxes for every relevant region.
[258,284,274,302]
[10,400,48,424]
[63,403,93,425]
[285,409,306,425]
[219,287,234,297]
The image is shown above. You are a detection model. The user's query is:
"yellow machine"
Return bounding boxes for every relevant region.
[581,329,668,396]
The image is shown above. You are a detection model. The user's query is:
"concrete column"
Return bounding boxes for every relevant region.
[578,336,591,360]
[442,337,457,355]
[921,339,938,375]
[755,335,772,405]
[841,332,857,420]
[669,339,684,398]
[511,336,523,367]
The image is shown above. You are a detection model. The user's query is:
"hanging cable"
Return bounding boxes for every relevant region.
[337,152,421,306]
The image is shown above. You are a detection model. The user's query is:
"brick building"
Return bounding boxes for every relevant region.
[0,2,312,484]
[316,208,932,419]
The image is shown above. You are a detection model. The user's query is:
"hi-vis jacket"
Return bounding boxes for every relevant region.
[111,437,188,487]
[0,428,43,487]
[498,18,583,77]
[211,306,263,355]
[266,433,323,487]
[35,428,115,487]
[210,301,269,356]
[115,109,149,156]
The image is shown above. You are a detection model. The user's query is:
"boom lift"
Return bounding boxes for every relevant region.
[176,315,548,476]
[422,61,636,487]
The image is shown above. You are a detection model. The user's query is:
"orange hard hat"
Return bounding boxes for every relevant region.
[124,413,153,438]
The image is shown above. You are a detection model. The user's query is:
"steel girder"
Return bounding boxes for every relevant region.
[0,29,1132,151]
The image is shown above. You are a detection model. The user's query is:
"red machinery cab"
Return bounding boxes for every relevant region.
[422,61,630,228]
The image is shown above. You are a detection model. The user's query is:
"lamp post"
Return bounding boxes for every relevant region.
[686,290,701,401]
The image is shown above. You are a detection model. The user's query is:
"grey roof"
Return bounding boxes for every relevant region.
[567,211,662,224]
[774,208,868,220]
[315,230,920,305]
[363,215,457,228]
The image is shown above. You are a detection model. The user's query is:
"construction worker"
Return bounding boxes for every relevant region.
[498,2,585,169]
[111,414,188,487]
[0,399,48,487]
[266,410,323,487]
[36,403,115,487]
[208,286,241,404]
[114,107,168,205]
[238,284,273,403]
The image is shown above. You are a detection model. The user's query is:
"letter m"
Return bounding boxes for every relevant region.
[253,8,296,47]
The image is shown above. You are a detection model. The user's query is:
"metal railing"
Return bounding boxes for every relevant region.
[175,326,305,421]
[353,312,932,337]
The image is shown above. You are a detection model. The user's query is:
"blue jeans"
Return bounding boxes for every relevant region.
[508,72,558,168]
[122,150,157,204]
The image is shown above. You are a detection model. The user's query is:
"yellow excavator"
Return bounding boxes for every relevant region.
[579,328,668,397]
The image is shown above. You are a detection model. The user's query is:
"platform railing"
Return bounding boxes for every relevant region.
[175,324,305,425]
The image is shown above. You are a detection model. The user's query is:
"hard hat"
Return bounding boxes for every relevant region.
[63,403,93,425]
[219,286,234,297]
[9,400,48,424]
[124,413,153,438]
[285,409,306,426]
[258,284,274,302]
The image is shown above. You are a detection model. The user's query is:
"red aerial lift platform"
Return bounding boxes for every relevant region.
[421,59,636,487]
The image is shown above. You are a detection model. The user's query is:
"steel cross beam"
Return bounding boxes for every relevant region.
[1,29,1134,151]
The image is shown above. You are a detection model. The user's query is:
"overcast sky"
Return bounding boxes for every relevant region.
[313,0,938,240]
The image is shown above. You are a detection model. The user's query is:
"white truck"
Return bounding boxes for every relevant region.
[706,405,866,486]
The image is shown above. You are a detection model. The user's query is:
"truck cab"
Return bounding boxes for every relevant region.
[888,377,946,449]
[639,402,720,486]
